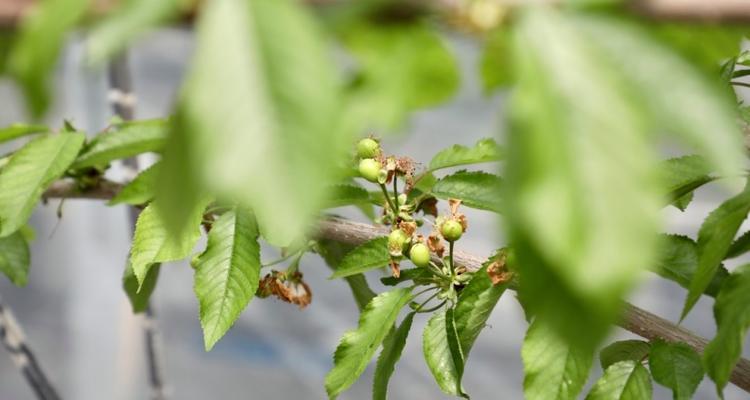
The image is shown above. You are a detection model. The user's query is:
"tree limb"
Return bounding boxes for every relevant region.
[40,181,750,393]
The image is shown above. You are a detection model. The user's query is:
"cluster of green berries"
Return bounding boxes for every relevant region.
[357,138,383,183]
[386,219,464,269]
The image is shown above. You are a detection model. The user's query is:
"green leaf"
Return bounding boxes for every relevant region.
[432,171,503,213]
[586,360,653,400]
[480,26,513,93]
[423,310,467,397]
[600,340,651,370]
[0,124,48,144]
[380,267,432,287]
[522,320,594,400]
[725,230,750,260]
[654,235,728,297]
[329,237,389,279]
[658,155,713,210]
[0,133,85,237]
[428,138,504,173]
[649,340,703,400]
[325,184,371,208]
[108,163,159,206]
[129,201,206,287]
[341,20,459,129]
[454,263,510,354]
[704,264,750,395]
[158,0,349,247]
[7,0,89,117]
[372,312,415,400]
[316,239,376,311]
[325,287,413,399]
[194,209,261,350]
[577,17,745,181]
[506,8,662,347]
[0,231,30,286]
[122,262,160,313]
[87,0,185,64]
[71,119,168,169]
[682,185,750,319]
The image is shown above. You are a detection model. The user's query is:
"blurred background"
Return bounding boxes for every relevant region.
[0,28,749,400]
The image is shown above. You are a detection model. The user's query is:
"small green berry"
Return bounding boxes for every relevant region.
[359,158,382,183]
[388,229,410,256]
[440,219,463,242]
[356,138,380,158]
[409,243,431,268]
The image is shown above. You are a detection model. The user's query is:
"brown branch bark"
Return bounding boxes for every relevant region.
[41,181,750,393]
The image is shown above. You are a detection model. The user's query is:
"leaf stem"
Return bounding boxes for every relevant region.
[392,175,399,211]
[449,241,455,275]
[379,183,398,221]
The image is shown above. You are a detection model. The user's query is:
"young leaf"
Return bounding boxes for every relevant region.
[158,0,349,247]
[682,185,750,319]
[725,230,750,260]
[658,155,713,210]
[122,262,160,313]
[0,123,48,144]
[380,268,433,287]
[586,360,653,400]
[316,239,376,311]
[600,340,651,370]
[0,133,85,237]
[328,237,389,279]
[87,0,185,64]
[108,163,160,206]
[129,201,206,287]
[522,320,594,400]
[654,235,728,297]
[506,8,662,347]
[649,340,703,400]
[703,264,750,395]
[325,287,413,399]
[427,138,504,173]
[454,263,510,353]
[7,0,89,116]
[71,119,168,169]
[423,310,467,398]
[373,312,415,400]
[431,171,503,213]
[194,209,261,350]
[0,231,30,286]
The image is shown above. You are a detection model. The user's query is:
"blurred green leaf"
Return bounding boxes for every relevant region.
[506,8,661,347]
[325,184,371,208]
[0,123,48,144]
[158,0,349,246]
[87,0,186,64]
[649,340,703,400]
[373,312,415,400]
[704,264,750,396]
[586,360,652,400]
[316,239,376,311]
[325,287,413,399]
[682,185,750,319]
[108,162,159,206]
[428,138,504,173]
[654,234,728,298]
[725,230,750,260]
[129,201,206,286]
[194,209,260,350]
[8,0,89,117]
[0,132,85,237]
[72,119,168,170]
[423,309,468,398]
[122,262,160,313]
[342,21,459,129]
[432,170,502,212]
[480,26,513,92]
[454,263,510,354]
[0,231,30,286]
[329,237,389,279]
[659,155,713,211]
[599,340,650,370]
[522,320,593,400]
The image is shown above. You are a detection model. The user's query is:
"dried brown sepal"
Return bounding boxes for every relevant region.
[417,197,438,217]
[256,271,312,309]
[389,259,401,278]
[396,156,416,187]
[448,198,468,232]
[427,232,446,258]
[486,254,513,286]
[398,221,417,236]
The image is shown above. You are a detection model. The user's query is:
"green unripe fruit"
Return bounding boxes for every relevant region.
[409,243,431,267]
[388,229,410,256]
[359,158,382,183]
[356,138,380,158]
[440,219,463,242]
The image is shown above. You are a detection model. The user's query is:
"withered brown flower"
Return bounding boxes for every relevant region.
[257,270,312,309]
